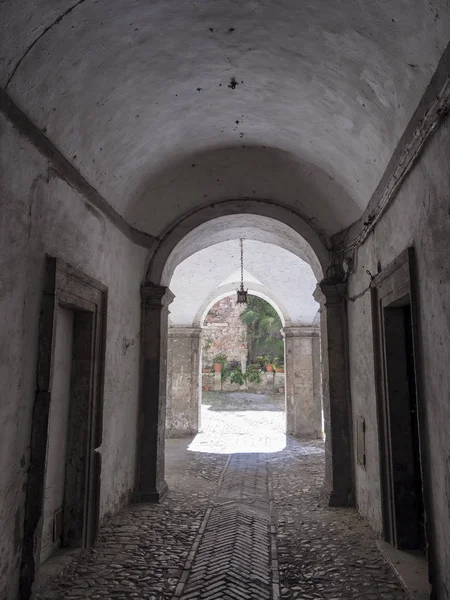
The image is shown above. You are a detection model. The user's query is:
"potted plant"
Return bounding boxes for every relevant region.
[255,354,273,371]
[202,364,212,373]
[263,355,274,372]
[212,353,227,373]
[221,359,239,382]
[274,359,284,373]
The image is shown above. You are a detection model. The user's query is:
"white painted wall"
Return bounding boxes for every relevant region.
[40,306,74,564]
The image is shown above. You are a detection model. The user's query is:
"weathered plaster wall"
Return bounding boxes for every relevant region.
[166,328,201,437]
[0,113,148,599]
[284,328,322,438]
[40,306,74,564]
[347,114,450,597]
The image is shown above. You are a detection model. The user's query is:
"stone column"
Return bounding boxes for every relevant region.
[284,326,322,438]
[314,281,354,507]
[166,327,202,437]
[312,331,322,433]
[138,284,174,502]
[213,371,222,391]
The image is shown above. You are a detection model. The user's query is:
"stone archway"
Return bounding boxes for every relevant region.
[145,200,330,285]
[195,285,289,328]
[165,287,289,440]
[137,204,354,507]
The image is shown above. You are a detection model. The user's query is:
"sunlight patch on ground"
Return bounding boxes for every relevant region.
[187,405,287,454]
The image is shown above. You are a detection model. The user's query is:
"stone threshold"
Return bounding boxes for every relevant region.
[377,540,431,600]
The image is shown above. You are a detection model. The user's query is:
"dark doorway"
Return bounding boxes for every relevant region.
[19,258,106,600]
[382,300,425,551]
[41,308,101,561]
[371,248,434,597]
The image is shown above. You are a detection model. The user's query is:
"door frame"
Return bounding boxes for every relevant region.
[371,248,433,572]
[19,257,107,600]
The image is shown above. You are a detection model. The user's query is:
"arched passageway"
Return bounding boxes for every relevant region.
[138,211,354,509]
[164,240,323,443]
[2,2,449,597]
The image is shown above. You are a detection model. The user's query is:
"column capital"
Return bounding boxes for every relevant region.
[282,326,320,338]
[141,284,175,308]
[313,280,347,307]
[168,326,202,339]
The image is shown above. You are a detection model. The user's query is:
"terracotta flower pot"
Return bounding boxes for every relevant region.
[214,363,223,373]
[275,367,284,373]
[265,364,274,372]
[203,368,211,373]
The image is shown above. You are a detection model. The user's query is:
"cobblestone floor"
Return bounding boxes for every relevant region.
[37,393,407,600]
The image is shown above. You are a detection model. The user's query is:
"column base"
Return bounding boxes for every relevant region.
[327,487,355,508]
[140,481,169,503]
[290,431,323,440]
[166,428,198,439]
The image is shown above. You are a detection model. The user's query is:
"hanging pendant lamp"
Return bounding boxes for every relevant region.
[236,238,248,304]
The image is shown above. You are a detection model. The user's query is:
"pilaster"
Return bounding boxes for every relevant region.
[138,284,174,502]
[314,280,354,507]
[166,326,202,437]
[283,326,321,438]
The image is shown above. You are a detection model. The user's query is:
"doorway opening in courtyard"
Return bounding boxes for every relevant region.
[199,293,286,454]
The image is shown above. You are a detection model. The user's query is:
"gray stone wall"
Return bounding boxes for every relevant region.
[284,327,322,438]
[346,113,450,596]
[202,297,247,367]
[203,371,285,393]
[166,328,201,437]
[0,113,147,599]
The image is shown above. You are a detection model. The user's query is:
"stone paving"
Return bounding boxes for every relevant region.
[37,393,407,600]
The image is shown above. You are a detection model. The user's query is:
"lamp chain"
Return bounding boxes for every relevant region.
[240,238,244,289]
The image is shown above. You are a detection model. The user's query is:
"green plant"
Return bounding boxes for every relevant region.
[240,296,284,362]
[230,366,245,385]
[254,355,270,369]
[274,358,284,369]
[221,360,240,382]
[245,365,262,384]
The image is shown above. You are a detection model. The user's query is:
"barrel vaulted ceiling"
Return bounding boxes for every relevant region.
[1,1,449,237]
